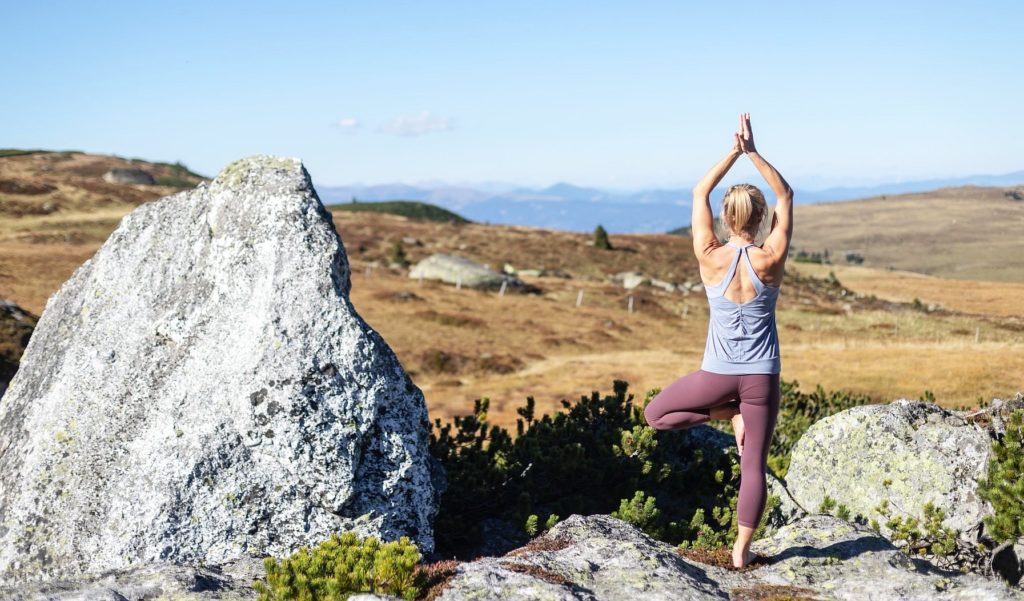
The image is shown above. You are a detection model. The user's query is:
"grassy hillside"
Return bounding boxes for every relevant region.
[791,185,1024,283]
[1,152,1020,424]
[327,199,470,224]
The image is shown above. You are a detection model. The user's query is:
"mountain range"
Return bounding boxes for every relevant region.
[317,170,1024,234]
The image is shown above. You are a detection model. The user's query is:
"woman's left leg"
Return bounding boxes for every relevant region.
[734,372,781,528]
[731,372,781,566]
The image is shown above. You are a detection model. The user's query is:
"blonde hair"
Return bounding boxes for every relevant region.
[721,184,767,238]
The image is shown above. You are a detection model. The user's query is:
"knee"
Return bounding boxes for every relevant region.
[643,401,665,430]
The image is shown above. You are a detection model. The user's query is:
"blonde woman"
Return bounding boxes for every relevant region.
[644,113,793,568]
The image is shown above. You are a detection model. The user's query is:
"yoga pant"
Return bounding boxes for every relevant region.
[643,369,781,529]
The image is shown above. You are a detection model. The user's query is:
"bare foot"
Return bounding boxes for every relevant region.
[732,545,756,568]
[731,411,745,456]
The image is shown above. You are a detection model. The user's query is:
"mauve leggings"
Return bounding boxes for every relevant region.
[643,369,781,529]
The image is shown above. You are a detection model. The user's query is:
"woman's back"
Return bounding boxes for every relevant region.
[700,242,781,375]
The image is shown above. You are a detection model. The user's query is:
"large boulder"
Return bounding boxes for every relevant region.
[785,398,1021,546]
[0,156,439,585]
[434,513,1023,600]
[409,253,527,290]
[102,168,156,185]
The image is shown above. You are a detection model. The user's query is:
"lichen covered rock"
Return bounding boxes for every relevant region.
[435,514,1024,600]
[784,399,992,543]
[0,155,439,585]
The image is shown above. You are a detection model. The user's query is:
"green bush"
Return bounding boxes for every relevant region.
[429,380,788,557]
[429,378,870,558]
[390,240,410,268]
[977,409,1024,545]
[254,532,422,601]
[593,224,612,250]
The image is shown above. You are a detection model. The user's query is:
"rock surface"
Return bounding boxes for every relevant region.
[409,253,528,290]
[6,513,1018,600]
[435,513,1023,600]
[0,155,439,585]
[786,399,997,545]
[102,168,156,185]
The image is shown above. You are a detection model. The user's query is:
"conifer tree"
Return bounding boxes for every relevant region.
[977,409,1024,544]
[593,224,612,250]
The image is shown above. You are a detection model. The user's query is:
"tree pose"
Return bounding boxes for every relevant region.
[644,113,793,568]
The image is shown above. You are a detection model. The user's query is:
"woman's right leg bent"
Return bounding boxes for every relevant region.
[643,369,741,431]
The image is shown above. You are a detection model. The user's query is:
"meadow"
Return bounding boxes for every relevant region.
[1,152,1021,430]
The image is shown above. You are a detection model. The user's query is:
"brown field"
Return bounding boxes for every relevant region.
[792,185,1024,283]
[789,263,1024,319]
[1,154,1021,429]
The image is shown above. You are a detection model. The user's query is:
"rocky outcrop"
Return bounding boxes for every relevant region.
[785,399,1020,545]
[10,513,1018,600]
[409,253,532,291]
[434,513,1023,600]
[0,156,439,585]
[102,168,156,185]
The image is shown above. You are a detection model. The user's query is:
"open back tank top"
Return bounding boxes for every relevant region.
[701,242,781,375]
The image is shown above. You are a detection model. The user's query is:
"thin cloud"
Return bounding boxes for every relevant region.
[378,111,454,137]
[336,117,360,132]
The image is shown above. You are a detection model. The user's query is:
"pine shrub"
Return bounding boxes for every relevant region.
[431,380,744,557]
[977,409,1024,544]
[593,224,612,250]
[254,532,422,601]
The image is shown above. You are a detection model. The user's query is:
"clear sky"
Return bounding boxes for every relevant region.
[3,0,1021,189]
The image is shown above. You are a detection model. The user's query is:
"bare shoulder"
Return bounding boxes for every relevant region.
[747,244,787,286]
[696,243,734,283]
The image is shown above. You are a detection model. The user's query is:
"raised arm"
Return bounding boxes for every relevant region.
[738,113,794,262]
[692,140,743,257]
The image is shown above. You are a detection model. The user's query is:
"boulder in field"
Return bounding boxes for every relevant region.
[0,155,440,585]
[102,168,156,185]
[785,397,1024,553]
[409,253,530,291]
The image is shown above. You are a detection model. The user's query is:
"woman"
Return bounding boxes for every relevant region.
[643,112,793,568]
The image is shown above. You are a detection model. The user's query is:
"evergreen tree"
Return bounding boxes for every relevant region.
[977,409,1024,544]
[593,224,612,250]
[390,240,410,268]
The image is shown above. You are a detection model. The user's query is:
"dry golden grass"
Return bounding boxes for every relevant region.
[792,185,1024,283]
[789,262,1024,318]
[1,160,1020,429]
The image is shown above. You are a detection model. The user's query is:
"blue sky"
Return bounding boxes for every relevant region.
[3,1,1022,189]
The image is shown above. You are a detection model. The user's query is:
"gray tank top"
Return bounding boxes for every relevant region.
[700,242,781,375]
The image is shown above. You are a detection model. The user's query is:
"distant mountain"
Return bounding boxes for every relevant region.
[314,170,1024,234]
[793,170,1024,203]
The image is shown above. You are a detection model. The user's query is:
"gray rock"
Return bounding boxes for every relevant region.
[611,271,647,289]
[785,399,992,546]
[435,513,1023,600]
[0,156,439,585]
[0,559,259,600]
[649,278,677,292]
[101,169,156,185]
[409,253,524,290]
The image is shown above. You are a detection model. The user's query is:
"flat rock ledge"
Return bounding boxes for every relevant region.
[3,514,1020,600]
[433,514,1022,601]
